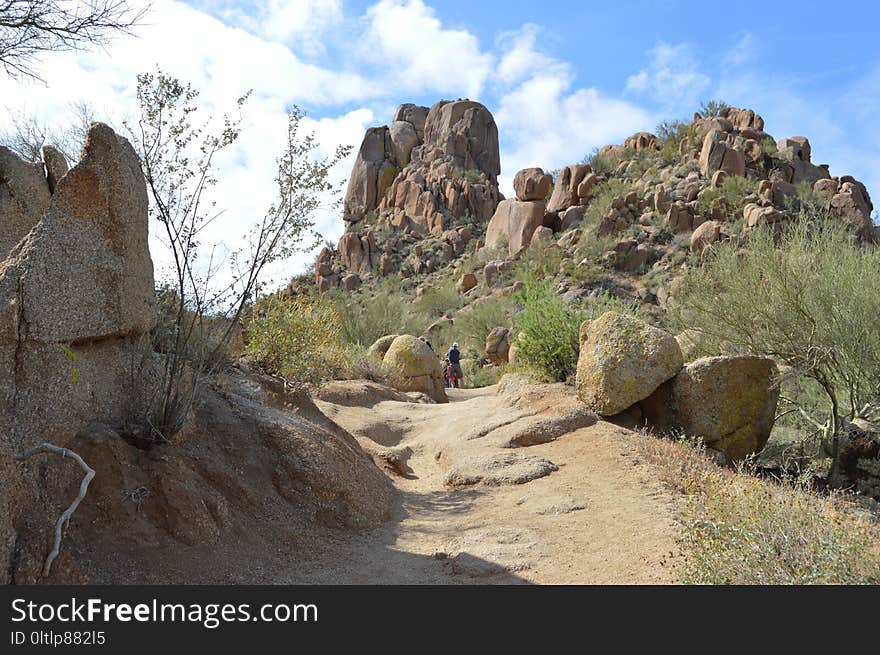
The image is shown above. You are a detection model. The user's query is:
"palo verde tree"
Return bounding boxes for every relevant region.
[126,69,351,442]
[0,1,144,79]
[670,209,880,475]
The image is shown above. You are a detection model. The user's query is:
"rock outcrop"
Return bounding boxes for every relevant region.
[0,123,157,582]
[699,129,746,178]
[513,167,552,201]
[326,99,502,284]
[484,197,545,256]
[0,146,51,261]
[0,123,156,453]
[576,312,683,416]
[343,99,500,235]
[547,164,594,213]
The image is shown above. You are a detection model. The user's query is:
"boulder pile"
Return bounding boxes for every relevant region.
[319,99,501,289]
[576,312,779,460]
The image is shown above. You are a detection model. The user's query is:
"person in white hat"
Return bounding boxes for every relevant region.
[445,342,463,388]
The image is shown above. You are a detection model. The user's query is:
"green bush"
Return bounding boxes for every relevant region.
[656,121,698,165]
[695,175,757,221]
[580,178,631,229]
[670,217,880,471]
[699,99,730,117]
[332,276,425,347]
[411,281,464,323]
[245,295,347,389]
[453,294,515,358]
[585,146,622,176]
[512,276,583,382]
[513,276,643,383]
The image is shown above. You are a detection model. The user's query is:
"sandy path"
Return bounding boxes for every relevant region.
[300,385,681,584]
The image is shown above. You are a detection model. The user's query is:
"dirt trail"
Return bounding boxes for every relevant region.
[299,383,681,584]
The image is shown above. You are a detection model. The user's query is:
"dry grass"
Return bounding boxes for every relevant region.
[632,431,880,584]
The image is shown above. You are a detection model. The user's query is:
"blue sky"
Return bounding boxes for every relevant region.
[2,0,878,283]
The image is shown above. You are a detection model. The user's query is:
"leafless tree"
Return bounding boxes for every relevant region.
[0,99,97,161]
[126,69,350,441]
[0,1,146,80]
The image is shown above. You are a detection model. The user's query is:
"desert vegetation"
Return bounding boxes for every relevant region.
[2,8,878,587]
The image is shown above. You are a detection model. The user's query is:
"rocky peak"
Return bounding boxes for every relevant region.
[323,99,502,291]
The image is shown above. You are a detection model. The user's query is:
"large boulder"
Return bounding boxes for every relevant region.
[382,335,447,403]
[690,220,723,254]
[513,167,552,201]
[699,129,745,178]
[485,198,545,256]
[666,202,692,233]
[829,181,875,241]
[547,164,591,213]
[388,120,419,168]
[0,123,156,453]
[342,126,397,224]
[337,231,377,274]
[393,103,430,140]
[0,146,51,261]
[368,334,399,359]
[576,312,683,416]
[775,136,830,185]
[485,327,511,365]
[422,100,500,180]
[643,356,778,461]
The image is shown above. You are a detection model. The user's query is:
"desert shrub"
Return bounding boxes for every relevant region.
[512,277,641,382]
[453,294,515,357]
[761,137,777,156]
[412,280,464,322]
[695,175,757,221]
[512,277,583,382]
[580,178,631,229]
[656,120,699,165]
[245,295,346,389]
[338,344,386,382]
[332,276,425,347]
[450,167,484,185]
[584,146,624,176]
[670,217,880,471]
[466,363,503,388]
[514,238,565,281]
[634,432,880,584]
[699,99,730,117]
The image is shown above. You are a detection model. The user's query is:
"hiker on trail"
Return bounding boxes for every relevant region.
[446,342,463,388]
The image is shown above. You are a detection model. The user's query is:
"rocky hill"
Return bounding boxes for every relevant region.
[311,100,875,312]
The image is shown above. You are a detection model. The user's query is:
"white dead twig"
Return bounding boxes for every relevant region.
[14,443,95,577]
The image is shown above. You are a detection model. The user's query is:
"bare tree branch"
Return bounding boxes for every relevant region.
[14,442,95,576]
[0,1,147,81]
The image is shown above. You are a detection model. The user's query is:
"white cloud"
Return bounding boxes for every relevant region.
[259,0,343,43]
[626,41,711,111]
[192,0,343,56]
[360,0,494,99]
[496,59,652,196]
[0,0,375,290]
[495,24,559,86]
[722,32,756,68]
